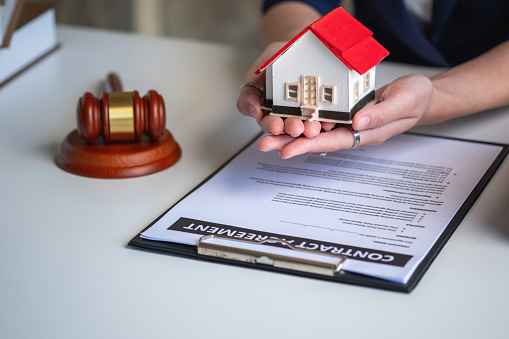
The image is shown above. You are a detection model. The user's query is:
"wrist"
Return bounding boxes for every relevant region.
[420,74,466,125]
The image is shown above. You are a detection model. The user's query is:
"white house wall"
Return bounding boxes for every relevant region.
[348,67,376,110]
[369,67,376,97]
[272,31,350,112]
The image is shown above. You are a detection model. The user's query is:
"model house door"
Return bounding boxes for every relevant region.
[302,76,318,107]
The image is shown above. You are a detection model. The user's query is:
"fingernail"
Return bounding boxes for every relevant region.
[357,116,369,130]
[248,106,256,117]
[280,152,293,160]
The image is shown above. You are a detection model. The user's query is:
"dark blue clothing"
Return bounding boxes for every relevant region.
[263,0,509,67]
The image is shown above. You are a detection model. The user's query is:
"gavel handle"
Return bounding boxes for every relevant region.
[104,72,123,92]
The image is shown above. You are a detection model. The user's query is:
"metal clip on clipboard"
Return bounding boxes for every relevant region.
[197,235,346,276]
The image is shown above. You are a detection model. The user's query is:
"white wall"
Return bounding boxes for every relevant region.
[271,31,350,112]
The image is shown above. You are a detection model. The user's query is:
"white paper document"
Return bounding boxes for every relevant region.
[141,133,504,284]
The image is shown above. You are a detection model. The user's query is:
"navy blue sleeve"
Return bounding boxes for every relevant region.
[262,0,339,16]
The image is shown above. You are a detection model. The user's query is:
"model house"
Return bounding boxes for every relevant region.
[256,7,389,123]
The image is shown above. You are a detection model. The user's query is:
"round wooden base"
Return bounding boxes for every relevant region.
[55,129,181,178]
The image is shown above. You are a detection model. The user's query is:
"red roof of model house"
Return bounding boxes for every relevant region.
[256,7,389,75]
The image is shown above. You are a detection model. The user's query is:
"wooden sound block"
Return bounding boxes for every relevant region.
[55,129,181,178]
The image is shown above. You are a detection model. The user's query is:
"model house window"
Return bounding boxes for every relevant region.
[364,72,370,93]
[353,81,359,103]
[322,85,335,104]
[285,82,300,101]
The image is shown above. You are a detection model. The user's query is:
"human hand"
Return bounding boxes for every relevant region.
[257,74,434,158]
[237,42,287,122]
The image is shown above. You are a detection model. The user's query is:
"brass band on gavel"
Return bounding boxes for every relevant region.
[108,92,135,142]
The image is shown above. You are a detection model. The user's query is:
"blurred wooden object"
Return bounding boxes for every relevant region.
[104,72,123,92]
[76,89,166,144]
[56,129,181,179]
[55,73,181,178]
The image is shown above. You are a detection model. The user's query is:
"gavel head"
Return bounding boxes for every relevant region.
[77,90,166,144]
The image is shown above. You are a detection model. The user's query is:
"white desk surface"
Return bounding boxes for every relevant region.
[1,26,509,339]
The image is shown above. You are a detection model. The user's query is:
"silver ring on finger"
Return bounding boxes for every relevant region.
[240,82,264,96]
[350,129,361,149]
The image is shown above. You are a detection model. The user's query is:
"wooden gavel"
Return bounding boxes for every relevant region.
[77,73,166,144]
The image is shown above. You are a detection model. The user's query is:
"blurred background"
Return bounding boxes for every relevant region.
[27,0,265,47]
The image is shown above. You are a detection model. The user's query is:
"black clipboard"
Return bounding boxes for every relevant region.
[128,133,508,293]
